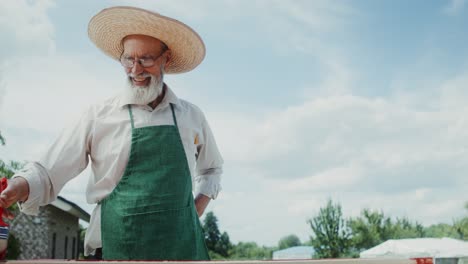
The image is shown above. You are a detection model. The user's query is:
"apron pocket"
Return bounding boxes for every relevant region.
[116,205,201,260]
[121,202,192,217]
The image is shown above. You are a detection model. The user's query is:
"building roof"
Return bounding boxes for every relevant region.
[360,237,468,259]
[273,246,315,259]
[51,196,90,222]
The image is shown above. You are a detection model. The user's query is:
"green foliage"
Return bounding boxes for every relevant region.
[202,211,232,258]
[79,225,87,259]
[278,234,301,250]
[203,211,220,251]
[208,250,225,260]
[201,211,275,260]
[424,223,459,238]
[215,231,232,257]
[453,203,468,240]
[347,209,425,255]
[229,242,274,260]
[347,209,392,252]
[0,160,24,212]
[0,160,24,179]
[308,199,351,258]
[0,134,24,180]
[6,233,21,260]
[307,200,433,258]
[391,217,425,239]
[80,225,86,242]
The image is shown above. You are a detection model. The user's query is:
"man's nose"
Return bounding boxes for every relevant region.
[131,61,144,75]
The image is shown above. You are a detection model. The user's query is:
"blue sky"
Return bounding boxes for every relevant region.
[1,0,468,247]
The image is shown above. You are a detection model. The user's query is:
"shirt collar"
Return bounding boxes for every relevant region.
[118,83,180,110]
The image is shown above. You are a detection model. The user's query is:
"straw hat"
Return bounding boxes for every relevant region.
[88,6,206,74]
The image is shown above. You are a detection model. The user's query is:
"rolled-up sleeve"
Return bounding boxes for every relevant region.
[194,118,223,199]
[14,108,93,215]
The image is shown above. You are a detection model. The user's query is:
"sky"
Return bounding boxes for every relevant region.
[0,0,468,247]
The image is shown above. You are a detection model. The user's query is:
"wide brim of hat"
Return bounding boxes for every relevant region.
[88,6,206,74]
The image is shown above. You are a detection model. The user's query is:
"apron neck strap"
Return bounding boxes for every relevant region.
[127,104,179,130]
[128,105,135,130]
[170,103,179,131]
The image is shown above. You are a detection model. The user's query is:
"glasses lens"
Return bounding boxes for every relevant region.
[121,57,134,68]
[120,56,158,68]
[140,58,155,68]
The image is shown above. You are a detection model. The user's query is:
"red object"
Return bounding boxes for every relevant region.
[412,258,433,264]
[0,177,8,260]
[0,177,7,227]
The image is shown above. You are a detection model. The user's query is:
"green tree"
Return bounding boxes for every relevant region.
[424,223,459,238]
[348,209,393,252]
[79,225,87,259]
[215,231,232,257]
[348,209,425,254]
[391,217,425,239]
[6,234,21,260]
[453,202,468,240]
[0,132,5,146]
[308,199,351,258]
[0,160,23,179]
[278,234,301,250]
[202,211,232,258]
[203,211,221,252]
[229,242,274,260]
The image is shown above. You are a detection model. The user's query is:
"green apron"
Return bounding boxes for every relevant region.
[100,104,210,260]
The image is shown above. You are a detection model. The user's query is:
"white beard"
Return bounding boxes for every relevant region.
[125,72,164,105]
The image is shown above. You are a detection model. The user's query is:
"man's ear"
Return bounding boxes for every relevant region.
[164,49,172,68]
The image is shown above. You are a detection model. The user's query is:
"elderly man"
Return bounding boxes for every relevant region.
[0,6,223,260]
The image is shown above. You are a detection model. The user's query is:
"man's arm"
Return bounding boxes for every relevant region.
[193,116,223,216]
[0,177,29,219]
[194,193,211,217]
[1,107,93,216]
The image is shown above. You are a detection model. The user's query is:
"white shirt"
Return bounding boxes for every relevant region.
[14,85,223,255]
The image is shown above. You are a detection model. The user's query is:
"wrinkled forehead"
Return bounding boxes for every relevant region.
[121,34,167,55]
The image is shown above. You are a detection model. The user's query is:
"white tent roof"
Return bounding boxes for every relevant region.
[273,246,315,259]
[360,238,468,259]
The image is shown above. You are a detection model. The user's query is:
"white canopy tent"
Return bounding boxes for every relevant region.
[273,246,315,260]
[360,237,468,259]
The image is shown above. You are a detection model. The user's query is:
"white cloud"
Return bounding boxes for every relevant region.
[114,0,355,56]
[215,90,468,178]
[439,70,468,110]
[260,0,356,33]
[281,164,364,193]
[114,0,242,22]
[0,0,56,110]
[115,0,356,30]
[0,0,56,60]
[443,0,466,15]
[0,55,122,135]
[205,68,468,244]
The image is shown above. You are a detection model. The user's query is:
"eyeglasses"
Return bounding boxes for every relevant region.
[120,50,166,68]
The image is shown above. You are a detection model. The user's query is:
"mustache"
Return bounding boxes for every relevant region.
[127,73,152,79]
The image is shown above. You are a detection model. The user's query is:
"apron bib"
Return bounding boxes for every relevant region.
[100,104,209,260]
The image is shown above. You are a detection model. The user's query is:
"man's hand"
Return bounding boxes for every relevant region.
[194,194,211,217]
[0,177,30,219]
